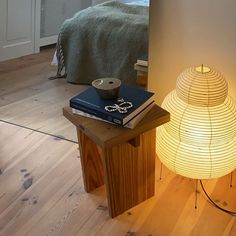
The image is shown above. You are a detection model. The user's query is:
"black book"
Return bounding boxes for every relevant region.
[70,84,154,125]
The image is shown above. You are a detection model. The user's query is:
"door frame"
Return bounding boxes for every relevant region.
[35,0,58,49]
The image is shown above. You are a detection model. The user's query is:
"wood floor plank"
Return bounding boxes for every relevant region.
[0,122,47,171]
[190,176,236,236]
[226,218,236,236]
[0,123,81,236]
[0,55,57,107]
[28,185,106,236]
[0,122,79,214]
[0,81,88,142]
[0,46,88,142]
[8,164,82,236]
[0,47,55,75]
[25,178,86,236]
[48,187,106,236]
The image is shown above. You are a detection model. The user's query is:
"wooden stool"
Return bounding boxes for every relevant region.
[63,105,169,218]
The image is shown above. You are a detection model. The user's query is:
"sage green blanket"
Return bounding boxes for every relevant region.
[57,0,148,86]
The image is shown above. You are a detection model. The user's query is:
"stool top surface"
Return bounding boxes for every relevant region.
[63,104,169,148]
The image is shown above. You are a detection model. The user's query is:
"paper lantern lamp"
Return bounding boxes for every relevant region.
[156,65,236,179]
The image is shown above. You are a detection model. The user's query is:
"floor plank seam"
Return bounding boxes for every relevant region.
[0,119,77,144]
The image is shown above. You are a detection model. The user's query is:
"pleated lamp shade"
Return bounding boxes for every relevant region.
[156,65,236,179]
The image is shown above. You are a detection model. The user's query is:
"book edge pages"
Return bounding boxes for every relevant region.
[72,101,155,129]
[123,95,154,124]
[124,102,155,128]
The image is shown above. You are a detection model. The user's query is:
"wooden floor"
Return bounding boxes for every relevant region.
[0,48,236,236]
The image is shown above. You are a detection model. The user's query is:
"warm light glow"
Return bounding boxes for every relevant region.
[156,66,236,179]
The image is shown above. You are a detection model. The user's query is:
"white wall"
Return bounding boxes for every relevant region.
[148,0,236,105]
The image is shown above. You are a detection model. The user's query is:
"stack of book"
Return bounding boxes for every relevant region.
[134,55,148,87]
[70,84,155,129]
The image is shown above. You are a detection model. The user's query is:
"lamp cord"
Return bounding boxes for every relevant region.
[199,180,236,216]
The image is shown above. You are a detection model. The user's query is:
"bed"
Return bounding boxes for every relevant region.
[55,0,149,87]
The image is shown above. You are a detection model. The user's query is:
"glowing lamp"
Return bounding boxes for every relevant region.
[156,65,236,179]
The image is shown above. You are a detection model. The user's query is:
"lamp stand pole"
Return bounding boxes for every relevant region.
[230,172,233,187]
[195,180,199,209]
[159,163,163,180]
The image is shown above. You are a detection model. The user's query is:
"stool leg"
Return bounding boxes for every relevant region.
[77,129,104,192]
[102,129,156,218]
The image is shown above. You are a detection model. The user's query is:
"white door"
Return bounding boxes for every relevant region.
[38,0,92,47]
[0,0,36,62]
